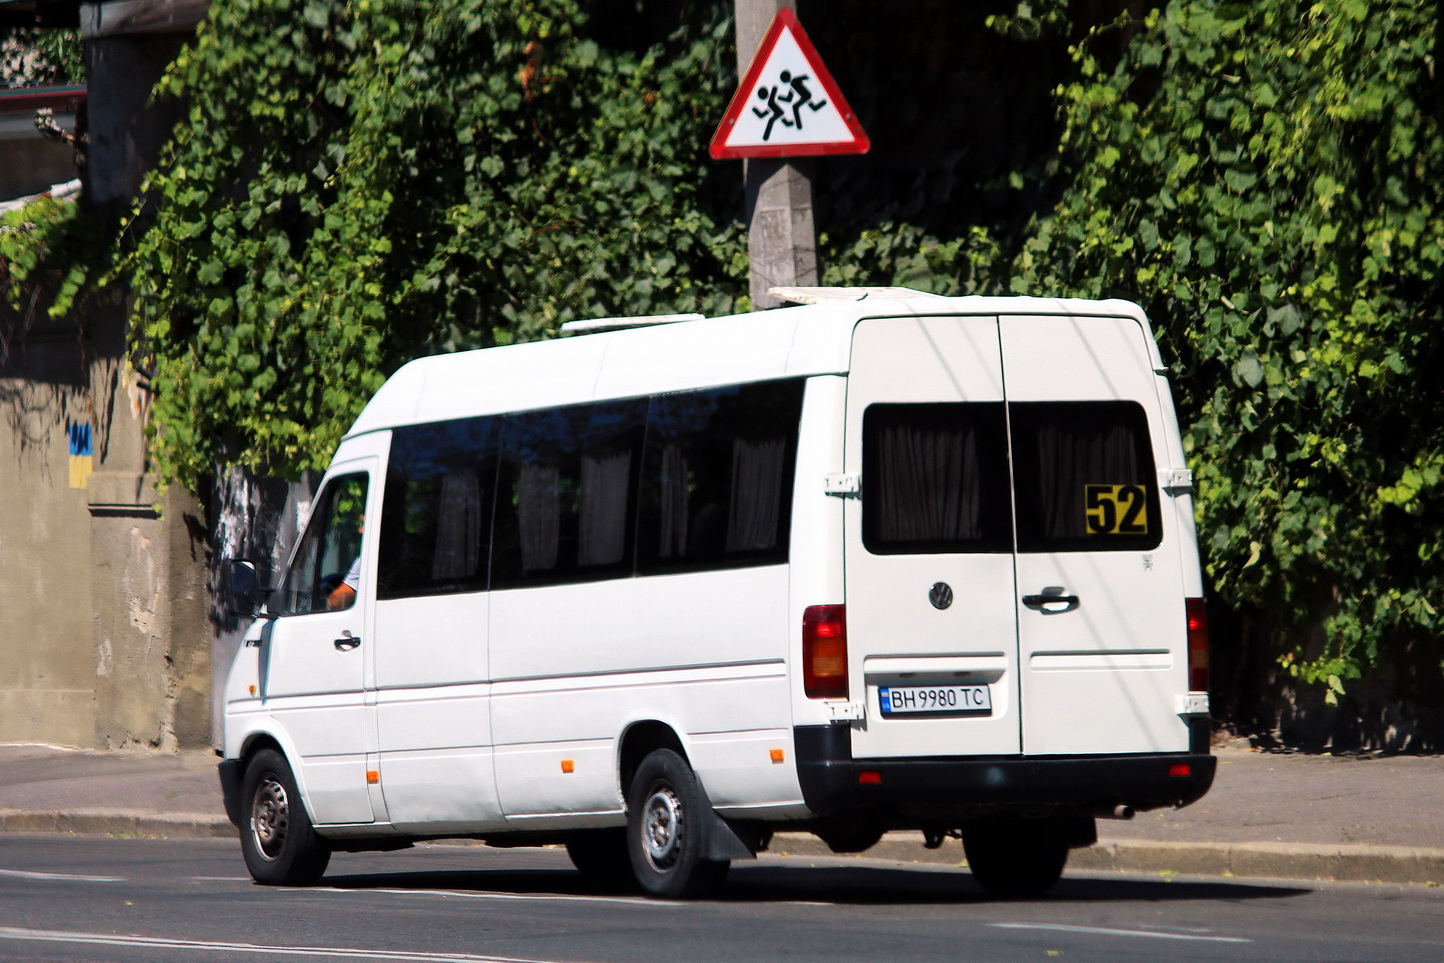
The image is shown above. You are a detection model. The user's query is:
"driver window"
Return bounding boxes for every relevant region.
[276,474,369,616]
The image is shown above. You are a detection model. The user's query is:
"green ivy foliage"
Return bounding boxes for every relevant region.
[1015,1,1444,694]
[129,0,744,484]
[129,0,1084,486]
[1,194,110,329]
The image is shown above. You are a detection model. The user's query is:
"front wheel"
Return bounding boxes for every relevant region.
[239,748,331,885]
[626,748,728,898]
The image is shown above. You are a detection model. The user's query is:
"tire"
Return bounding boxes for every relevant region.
[626,748,729,899]
[564,829,635,886]
[962,819,1069,898]
[239,747,332,886]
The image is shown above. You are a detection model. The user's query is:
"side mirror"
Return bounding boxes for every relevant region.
[227,559,271,618]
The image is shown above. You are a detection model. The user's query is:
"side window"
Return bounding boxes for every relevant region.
[491,399,647,587]
[862,403,1013,555]
[377,417,496,600]
[637,379,805,574]
[1009,400,1161,552]
[275,473,369,616]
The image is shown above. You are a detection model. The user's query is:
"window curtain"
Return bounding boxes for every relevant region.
[578,449,631,566]
[656,444,689,559]
[726,436,787,552]
[872,422,981,544]
[517,462,560,572]
[431,470,481,581]
[1028,419,1142,540]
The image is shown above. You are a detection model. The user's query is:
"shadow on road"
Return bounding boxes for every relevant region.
[316,862,1311,906]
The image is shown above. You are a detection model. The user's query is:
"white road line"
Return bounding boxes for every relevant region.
[0,927,559,962]
[992,922,1253,944]
[0,868,125,883]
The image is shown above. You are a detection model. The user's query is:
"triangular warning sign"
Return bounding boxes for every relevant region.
[709,9,870,160]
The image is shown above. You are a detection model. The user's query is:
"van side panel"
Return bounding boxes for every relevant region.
[373,593,504,833]
[488,568,796,824]
[786,376,848,729]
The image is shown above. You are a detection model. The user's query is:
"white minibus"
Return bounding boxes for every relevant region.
[220,288,1215,898]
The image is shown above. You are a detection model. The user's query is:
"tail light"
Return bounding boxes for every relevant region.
[1186,597,1209,691]
[803,604,848,699]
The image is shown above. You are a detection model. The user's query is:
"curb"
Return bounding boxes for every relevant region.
[0,809,233,840]
[3,814,1440,887]
[768,831,1444,887]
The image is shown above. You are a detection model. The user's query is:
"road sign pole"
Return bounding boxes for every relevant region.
[735,0,818,310]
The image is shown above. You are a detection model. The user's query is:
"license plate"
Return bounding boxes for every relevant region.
[879,684,992,717]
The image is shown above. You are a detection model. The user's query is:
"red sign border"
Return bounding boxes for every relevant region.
[709,8,871,160]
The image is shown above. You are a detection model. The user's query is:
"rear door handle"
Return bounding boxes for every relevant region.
[1022,591,1080,613]
[334,630,361,651]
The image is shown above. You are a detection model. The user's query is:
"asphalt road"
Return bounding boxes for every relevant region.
[1,835,1440,963]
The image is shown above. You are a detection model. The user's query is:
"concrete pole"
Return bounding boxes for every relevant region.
[78,2,214,749]
[734,0,818,310]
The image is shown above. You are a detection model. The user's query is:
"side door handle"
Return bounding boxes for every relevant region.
[334,630,361,651]
[1022,589,1080,613]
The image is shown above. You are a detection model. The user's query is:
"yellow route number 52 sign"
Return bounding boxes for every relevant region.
[1084,484,1149,536]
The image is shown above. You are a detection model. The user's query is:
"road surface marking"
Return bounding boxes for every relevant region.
[992,922,1252,943]
[0,868,125,882]
[0,927,558,962]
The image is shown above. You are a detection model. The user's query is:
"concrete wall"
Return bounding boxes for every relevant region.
[0,328,96,747]
[83,28,210,750]
[0,16,213,750]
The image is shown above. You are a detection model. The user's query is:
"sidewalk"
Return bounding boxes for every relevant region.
[1,743,1440,885]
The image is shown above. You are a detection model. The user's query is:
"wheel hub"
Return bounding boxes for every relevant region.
[250,775,290,860]
[642,785,683,869]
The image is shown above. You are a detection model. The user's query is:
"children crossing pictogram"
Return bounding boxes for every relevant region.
[710,9,870,160]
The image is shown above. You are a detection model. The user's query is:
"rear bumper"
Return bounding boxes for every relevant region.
[794,725,1216,822]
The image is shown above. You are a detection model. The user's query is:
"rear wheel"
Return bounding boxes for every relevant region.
[963,819,1068,898]
[626,748,728,898]
[239,748,331,885]
[564,829,634,886]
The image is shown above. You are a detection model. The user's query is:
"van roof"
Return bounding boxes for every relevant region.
[345,294,1151,438]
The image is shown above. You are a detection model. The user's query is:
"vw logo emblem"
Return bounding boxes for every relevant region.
[929,582,953,610]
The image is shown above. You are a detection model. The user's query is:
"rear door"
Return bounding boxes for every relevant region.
[844,317,1022,759]
[844,312,1189,761]
[1001,314,1189,755]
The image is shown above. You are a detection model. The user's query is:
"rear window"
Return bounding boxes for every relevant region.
[863,400,1161,555]
[862,403,1012,555]
[1009,400,1161,553]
